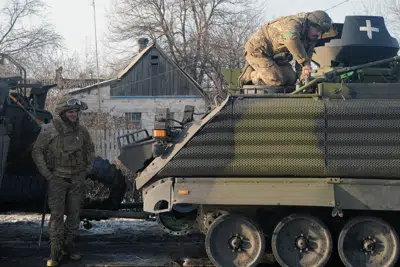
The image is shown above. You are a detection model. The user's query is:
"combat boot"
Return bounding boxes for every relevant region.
[46,259,59,267]
[62,241,81,260]
[46,245,63,266]
[238,63,254,87]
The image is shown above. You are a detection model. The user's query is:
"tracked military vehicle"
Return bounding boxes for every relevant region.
[0,54,126,218]
[118,16,400,267]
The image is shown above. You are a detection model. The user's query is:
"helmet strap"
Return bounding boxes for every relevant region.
[60,112,69,122]
[303,18,310,41]
[302,12,310,36]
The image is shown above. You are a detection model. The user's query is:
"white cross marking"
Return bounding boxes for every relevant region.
[360,20,379,39]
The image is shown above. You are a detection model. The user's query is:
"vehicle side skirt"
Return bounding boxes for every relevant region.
[142,177,400,213]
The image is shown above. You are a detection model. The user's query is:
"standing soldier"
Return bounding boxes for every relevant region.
[32,95,95,267]
[239,10,333,87]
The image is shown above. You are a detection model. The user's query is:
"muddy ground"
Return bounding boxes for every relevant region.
[0,212,349,267]
[0,212,210,267]
[0,212,281,267]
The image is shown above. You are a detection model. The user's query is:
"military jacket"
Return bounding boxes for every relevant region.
[245,12,317,66]
[32,118,95,179]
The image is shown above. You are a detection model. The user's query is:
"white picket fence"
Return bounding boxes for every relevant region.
[88,128,147,162]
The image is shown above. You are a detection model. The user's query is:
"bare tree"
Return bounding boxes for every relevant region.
[22,44,112,82]
[202,10,262,90]
[105,0,264,92]
[0,0,63,78]
[354,0,400,39]
[381,0,400,38]
[355,0,384,16]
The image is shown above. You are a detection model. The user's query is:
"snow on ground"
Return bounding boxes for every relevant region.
[0,212,211,267]
[0,212,279,267]
[0,211,162,237]
[80,218,160,235]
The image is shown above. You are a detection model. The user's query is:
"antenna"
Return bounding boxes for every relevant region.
[92,0,101,111]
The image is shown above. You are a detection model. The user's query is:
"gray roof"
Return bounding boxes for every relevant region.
[67,78,119,95]
[68,42,207,99]
[117,42,207,98]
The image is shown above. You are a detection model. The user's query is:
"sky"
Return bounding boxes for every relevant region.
[0,0,389,59]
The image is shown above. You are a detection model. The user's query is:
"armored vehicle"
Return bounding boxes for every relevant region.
[0,54,126,217]
[118,16,400,267]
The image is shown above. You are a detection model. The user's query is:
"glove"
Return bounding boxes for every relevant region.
[300,64,312,83]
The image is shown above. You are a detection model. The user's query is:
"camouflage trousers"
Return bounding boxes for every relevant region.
[243,52,297,86]
[47,173,85,258]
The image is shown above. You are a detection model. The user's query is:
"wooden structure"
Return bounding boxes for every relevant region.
[111,42,206,98]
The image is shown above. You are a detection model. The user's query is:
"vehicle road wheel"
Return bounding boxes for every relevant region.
[271,213,332,267]
[205,214,265,267]
[338,216,399,267]
[155,202,198,236]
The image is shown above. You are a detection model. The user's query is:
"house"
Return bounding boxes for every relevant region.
[68,38,208,131]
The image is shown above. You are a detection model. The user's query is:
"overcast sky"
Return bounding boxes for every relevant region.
[0,0,389,57]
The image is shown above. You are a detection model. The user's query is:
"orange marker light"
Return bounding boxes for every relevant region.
[178,189,190,195]
[153,129,167,137]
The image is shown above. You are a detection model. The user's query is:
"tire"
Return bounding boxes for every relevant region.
[0,156,127,215]
[0,173,47,211]
[82,156,127,218]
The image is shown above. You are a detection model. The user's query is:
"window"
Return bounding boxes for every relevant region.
[125,112,142,128]
[151,55,159,66]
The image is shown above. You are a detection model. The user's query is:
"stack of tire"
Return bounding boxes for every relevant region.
[83,156,127,212]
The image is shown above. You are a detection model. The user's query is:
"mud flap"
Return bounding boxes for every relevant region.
[0,125,10,188]
[143,178,174,213]
[118,139,155,174]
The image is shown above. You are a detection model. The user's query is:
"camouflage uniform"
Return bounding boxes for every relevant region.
[32,95,94,266]
[241,11,332,86]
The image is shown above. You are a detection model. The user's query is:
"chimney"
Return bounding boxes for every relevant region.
[55,66,63,81]
[138,38,149,53]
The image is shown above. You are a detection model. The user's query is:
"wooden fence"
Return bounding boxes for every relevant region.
[88,128,144,162]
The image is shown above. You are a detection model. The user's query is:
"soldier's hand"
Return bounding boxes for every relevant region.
[302,64,312,80]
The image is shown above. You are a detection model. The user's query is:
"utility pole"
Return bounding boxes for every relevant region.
[92,0,101,111]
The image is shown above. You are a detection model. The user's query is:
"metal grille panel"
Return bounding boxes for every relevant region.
[158,97,400,179]
[326,99,400,177]
[159,98,325,177]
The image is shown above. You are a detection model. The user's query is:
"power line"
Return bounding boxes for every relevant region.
[92,0,101,111]
[323,0,365,41]
[324,0,351,12]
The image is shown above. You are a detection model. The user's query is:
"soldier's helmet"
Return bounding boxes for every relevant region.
[55,94,88,116]
[307,10,332,33]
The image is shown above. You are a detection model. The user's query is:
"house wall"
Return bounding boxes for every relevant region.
[71,85,207,131]
[68,44,208,161]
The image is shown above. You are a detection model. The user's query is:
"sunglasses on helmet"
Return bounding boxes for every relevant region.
[66,98,82,106]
